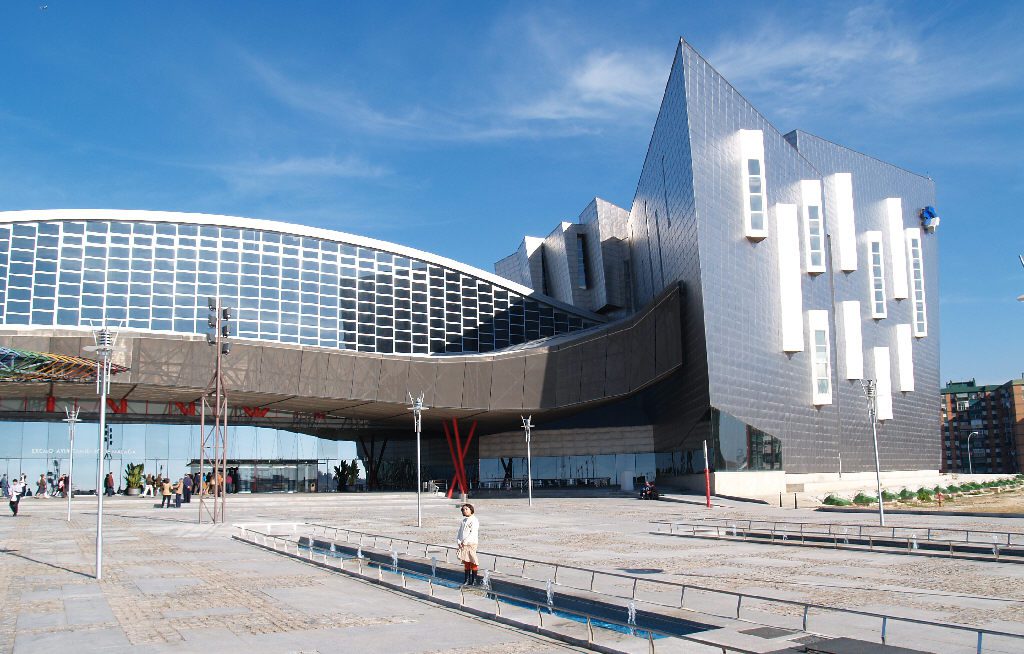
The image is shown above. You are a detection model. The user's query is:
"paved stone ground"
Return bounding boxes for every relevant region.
[3,491,1024,653]
[0,494,586,654]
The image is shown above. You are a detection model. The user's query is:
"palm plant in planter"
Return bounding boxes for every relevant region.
[124,462,144,496]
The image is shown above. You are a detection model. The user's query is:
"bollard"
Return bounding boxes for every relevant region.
[793,492,798,509]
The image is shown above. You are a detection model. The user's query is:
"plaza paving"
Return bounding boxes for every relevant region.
[2,491,1024,653]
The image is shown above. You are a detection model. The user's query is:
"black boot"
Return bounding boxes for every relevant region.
[463,569,471,586]
[470,569,479,586]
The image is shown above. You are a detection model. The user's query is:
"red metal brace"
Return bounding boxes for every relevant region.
[443,418,477,498]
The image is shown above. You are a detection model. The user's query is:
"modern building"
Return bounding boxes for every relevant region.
[0,37,941,496]
[941,378,1023,474]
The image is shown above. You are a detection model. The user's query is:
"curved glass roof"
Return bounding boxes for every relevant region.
[0,210,601,355]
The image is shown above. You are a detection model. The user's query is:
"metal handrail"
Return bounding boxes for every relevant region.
[246,522,1024,654]
[234,525,765,654]
[653,518,1024,547]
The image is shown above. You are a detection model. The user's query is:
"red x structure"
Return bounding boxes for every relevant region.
[442,418,476,498]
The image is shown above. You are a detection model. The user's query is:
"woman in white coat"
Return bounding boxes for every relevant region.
[456,503,480,585]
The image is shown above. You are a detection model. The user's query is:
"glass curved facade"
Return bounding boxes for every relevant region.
[0,216,597,354]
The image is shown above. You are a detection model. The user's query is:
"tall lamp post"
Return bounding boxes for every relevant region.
[861,379,885,526]
[521,415,534,507]
[408,392,427,527]
[63,406,81,523]
[84,326,116,580]
[966,431,978,475]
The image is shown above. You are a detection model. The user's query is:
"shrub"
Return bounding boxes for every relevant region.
[916,488,934,501]
[945,484,961,493]
[881,490,897,501]
[853,492,877,505]
[899,488,916,501]
[823,494,852,506]
[933,486,947,494]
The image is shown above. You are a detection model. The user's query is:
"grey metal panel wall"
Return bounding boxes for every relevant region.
[326,351,355,399]
[673,41,837,474]
[434,360,466,408]
[604,329,629,397]
[377,357,410,404]
[578,337,608,402]
[222,343,263,392]
[350,355,382,401]
[489,356,525,410]
[407,358,438,407]
[522,354,547,408]
[554,343,583,406]
[627,42,711,447]
[461,360,492,408]
[296,350,330,398]
[788,130,940,473]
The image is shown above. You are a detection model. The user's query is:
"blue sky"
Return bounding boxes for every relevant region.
[1,1,1021,385]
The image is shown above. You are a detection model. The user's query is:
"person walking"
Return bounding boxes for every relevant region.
[173,478,183,508]
[182,473,192,504]
[9,477,24,516]
[142,474,154,497]
[36,473,48,498]
[104,472,115,497]
[160,478,172,508]
[1,473,9,499]
[456,503,480,586]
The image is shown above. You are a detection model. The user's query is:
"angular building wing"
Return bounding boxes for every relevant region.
[494,39,940,482]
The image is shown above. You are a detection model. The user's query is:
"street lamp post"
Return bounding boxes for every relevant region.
[84,326,116,580]
[63,406,81,523]
[861,379,885,527]
[521,415,534,507]
[967,431,978,475]
[408,392,427,527]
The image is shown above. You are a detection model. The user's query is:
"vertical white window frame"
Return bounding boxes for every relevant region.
[840,300,864,379]
[831,173,857,271]
[895,323,915,392]
[808,310,832,405]
[872,346,894,420]
[776,203,803,352]
[800,180,826,274]
[885,198,909,299]
[905,227,928,337]
[866,231,886,318]
[739,130,767,240]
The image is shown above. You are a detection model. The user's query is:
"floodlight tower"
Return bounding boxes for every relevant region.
[199,297,232,523]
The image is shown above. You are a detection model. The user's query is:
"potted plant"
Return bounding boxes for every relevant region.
[124,462,144,496]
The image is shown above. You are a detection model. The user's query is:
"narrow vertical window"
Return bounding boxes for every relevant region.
[739,130,767,239]
[575,234,588,289]
[809,310,832,405]
[867,231,886,318]
[800,180,825,274]
[905,228,927,336]
[747,160,765,231]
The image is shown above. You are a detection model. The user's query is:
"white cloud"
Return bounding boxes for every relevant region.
[204,154,391,198]
[706,3,1022,124]
[509,50,666,122]
[226,155,389,180]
